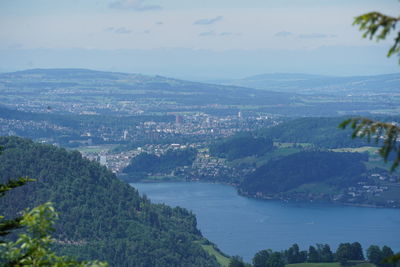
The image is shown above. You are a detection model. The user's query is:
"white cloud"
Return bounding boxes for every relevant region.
[193,16,223,25]
[0,6,390,51]
[299,33,329,39]
[109,0,162,11]
[199,31,216,37]
[220,32,233,36]
[274,31,294,37]
[105,27,132,34]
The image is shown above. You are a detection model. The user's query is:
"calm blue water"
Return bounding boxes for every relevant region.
[131,182,400,261]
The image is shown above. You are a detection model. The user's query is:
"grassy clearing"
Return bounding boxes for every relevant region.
[331,146,377,153]
[199,243,231,267]
[274,142,312,148]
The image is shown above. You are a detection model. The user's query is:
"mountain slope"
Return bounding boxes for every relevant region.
[240,151,368,196]
[0,136,220,266]
[256,117,374,148]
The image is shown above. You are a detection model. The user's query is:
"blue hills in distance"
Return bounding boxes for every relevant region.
[1,68,399,117]
[3,68,399,95]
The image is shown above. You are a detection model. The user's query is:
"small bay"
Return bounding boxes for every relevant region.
[131,182,400,261]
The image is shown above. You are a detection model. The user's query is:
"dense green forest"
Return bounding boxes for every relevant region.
[123,148,197,175]
[240,151,368,196]
[256,117,373,148]
[237,242,395,267]
[209,135,274,161]
[0,136,219,266]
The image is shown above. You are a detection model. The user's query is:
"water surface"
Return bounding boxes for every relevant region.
[131,182,400,261]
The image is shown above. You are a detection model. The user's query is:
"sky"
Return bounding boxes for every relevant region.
[0,0,399,80]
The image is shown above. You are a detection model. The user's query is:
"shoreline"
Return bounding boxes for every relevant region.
[238,191,395,209]
[126,176,399,209]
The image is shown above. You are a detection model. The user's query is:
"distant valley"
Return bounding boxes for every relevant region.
[1,69,399,117]
[122,117,400,208]
[1,68,400,266]
[1,69,399,209]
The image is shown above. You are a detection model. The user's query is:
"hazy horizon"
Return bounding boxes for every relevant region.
[1,0,399,80]
[2,65,400,83]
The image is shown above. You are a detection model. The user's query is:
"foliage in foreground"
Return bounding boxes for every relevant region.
[1,202,107,267]
[340,118,400,171]
[341,6,400,172]
[0,177,33,240]
[0,136,219,266]
[340,7,400,264]
[0,147,106,266]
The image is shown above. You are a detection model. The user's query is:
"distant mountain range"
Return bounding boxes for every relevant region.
[1,68,399,117]
[0,68,291,105]
[211,72,400,95]
[0,68,293,115]
[4,69,399,96]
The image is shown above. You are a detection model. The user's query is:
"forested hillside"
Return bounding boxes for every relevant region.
[209,135,274,160]
[257,117,372,148]
[0,136,219,266]
[240,151,368,198]
[123,148,197,175]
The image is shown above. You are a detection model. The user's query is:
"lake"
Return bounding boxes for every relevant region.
[131,182,400,261]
